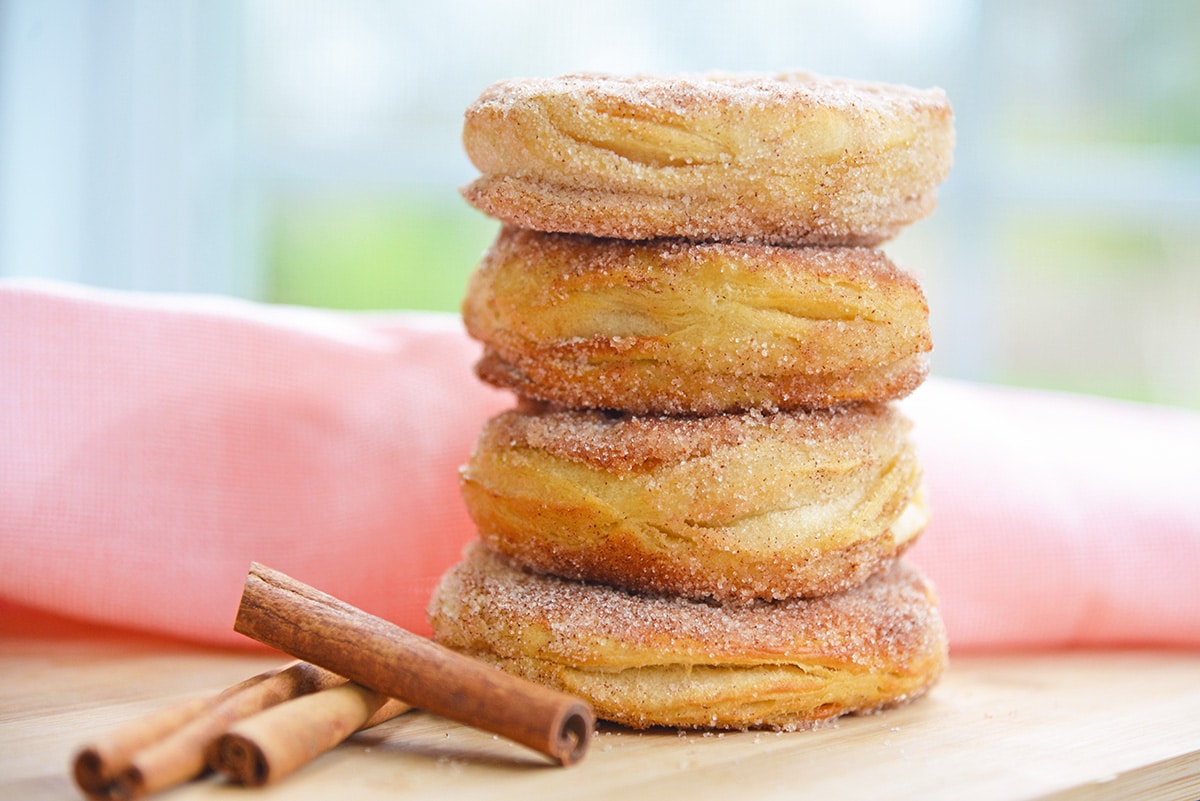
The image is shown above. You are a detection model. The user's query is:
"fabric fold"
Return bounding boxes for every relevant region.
[3,279,1198,651]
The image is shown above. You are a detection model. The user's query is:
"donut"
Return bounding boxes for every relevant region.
[428,542,947,730]
[463,227,932,414]
[460,401,927,602]
[461,72,954,246]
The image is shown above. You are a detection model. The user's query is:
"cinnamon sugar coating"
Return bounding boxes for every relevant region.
[461,72,954,246]
[428,543,948,730]
[441,69,952,729]
[461,402,928,601]
[464,227,931,414]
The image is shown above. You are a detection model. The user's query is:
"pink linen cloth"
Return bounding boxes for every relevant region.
[3,279,1199,651]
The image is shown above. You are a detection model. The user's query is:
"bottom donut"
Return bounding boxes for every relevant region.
[428,543,947,731]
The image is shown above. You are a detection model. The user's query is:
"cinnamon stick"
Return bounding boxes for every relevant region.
[208,682,412,786]
[233,561,595,766]
[73,660,343,800]
[72,669,278,798]
[73,696,223,797]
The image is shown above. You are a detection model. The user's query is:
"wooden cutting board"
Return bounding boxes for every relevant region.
[2,633,1198,801]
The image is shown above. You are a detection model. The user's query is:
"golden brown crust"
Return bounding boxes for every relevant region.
[460,402,928,601]
[428,543,947,730]
[463,227,931,414]
[461,72,954,246]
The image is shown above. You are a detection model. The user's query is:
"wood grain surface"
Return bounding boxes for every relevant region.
[2,629,1198,801]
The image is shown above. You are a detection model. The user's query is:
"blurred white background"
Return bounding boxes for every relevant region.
[1,0,1198,407]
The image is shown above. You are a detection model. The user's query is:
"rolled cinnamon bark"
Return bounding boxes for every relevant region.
[208,683,411,786]
[73,695,229,797]
[73,660,343,800]
[72,667,282,798]
[233,561,595,766]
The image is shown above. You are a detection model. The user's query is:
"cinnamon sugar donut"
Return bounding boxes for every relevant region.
[461,72,954,246]
[463,227,931,414]
[428,543,947,730]
[460,401,927,602]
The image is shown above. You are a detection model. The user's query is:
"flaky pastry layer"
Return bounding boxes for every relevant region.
[428,543,947,730]
[464,228,931,414]
[461,72,954,246]
[461,402,927,601]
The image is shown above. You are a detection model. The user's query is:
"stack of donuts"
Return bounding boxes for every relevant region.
[429,72,956,731]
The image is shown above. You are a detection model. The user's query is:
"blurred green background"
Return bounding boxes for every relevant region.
[2,0,1197,408]
[268,196,496,313]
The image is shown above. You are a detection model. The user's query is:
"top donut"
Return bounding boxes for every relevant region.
[461,72,955,247]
